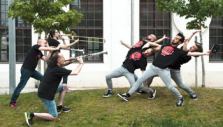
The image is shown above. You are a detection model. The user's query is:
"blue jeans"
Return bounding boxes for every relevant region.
[39,85,64,117]
[40,98,58,117]
[10,67,43,103]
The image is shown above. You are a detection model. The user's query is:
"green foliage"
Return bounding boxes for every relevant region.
[156,0,223,29]
[0,87,223,127]
[8,0,83,34]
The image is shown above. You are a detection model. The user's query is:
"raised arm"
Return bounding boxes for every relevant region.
[143,40,161,50]
[120,40,132,49]
[153,35,168,44]
[183,31,201,51]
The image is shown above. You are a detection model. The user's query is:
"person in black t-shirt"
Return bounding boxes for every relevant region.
[119,35,168,99]
[47,30,79,110]
[24,52,84,125]
[48,30,79,49]
[9,39,60,108]
[145,42,210,100]
[103,34,158,97]
[118,33,189,106]
[143,31,210,100]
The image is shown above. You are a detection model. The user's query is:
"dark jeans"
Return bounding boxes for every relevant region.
[10,67,43,103]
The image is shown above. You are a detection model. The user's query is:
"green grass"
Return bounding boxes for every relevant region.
[0,87,223,127]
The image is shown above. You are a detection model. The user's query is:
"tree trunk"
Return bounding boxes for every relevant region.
[199,31,206,87]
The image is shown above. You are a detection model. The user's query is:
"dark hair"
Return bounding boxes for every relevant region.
[47,51,60,67]
[48,30,56,38]
[195,42,203,52]
[177,32,185,43]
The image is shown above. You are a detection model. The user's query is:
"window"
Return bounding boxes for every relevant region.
[0,0,8,62]
[140,0,171,61]
[209,17,223,62]
[70,0,103,63]
[0,0,32,62]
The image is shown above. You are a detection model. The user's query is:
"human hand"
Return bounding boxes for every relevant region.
[76,57,84,64]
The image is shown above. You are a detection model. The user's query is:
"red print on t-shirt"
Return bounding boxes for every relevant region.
[161,46,174,56]
[130,52,142,60]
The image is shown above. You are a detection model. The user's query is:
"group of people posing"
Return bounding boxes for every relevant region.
[9,30,84,126]
[103,31,209,107]
[8,30,209,126]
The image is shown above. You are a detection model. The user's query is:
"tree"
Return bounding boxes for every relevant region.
[8,0,83,88]
[8,0,83,36]
[156,0,223,87]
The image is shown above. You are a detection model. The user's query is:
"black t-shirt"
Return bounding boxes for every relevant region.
[22,45,43,71]
[48,38,60,47]
[169,52,191,70]
[152,44,187,69]
[38,67,72,100]
[122,40,147,73]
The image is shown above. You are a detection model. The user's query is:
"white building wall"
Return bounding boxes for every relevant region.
[1,1,223,94]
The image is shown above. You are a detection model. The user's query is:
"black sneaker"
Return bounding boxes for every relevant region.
[117,93,129,102]
[24,112,33,127]
[190,93,198,100]
[148,89,156,99]
[57,105,63,114]
[103,90,113,98]
[62,106,71,113]
[176,97,184,107]
[57,105,71,113]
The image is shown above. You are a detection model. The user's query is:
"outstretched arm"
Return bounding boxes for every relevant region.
[70,57,84,75]
[59,39,79,49]
[187,50,210,56]
[120,40,132,49]
[39,45,60,51]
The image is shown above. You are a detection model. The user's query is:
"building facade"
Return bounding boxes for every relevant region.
[0,0,223,93]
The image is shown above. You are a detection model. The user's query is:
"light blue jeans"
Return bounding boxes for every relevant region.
[170,69,195,95]
[128,64,183,99]
[40,98,58,117]
[105,66,137,90]
[39,85,64,117]
[144,69,195,96]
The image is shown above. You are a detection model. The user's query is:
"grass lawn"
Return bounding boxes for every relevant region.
[0,87,223,127]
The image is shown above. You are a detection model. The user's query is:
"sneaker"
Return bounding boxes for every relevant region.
[24,112,33,127]
[103,90,113,98]
[57,105,71,113]
[9,102,16,108]
[62,106,71,113]
[117,93,129,102]
[136,90,145,95]
[148,89,156,99]
[190,93,198,100]
[176,97,184,107]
